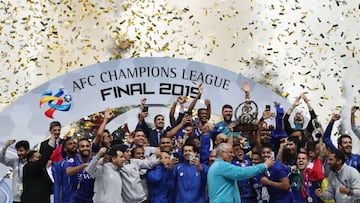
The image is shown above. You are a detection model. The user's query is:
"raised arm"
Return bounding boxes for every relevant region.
[242,81,250,100]
[204,99,211,120]
[165,114,192,138]
[136,104,151,132]
[169,98,178,126]
[0,139,17,166]
[199,124,211,164]
[66,163,89,176]
[271,102,287,138]
[227,123,236,147]
[222,156,274,181]
[301,93,317,135]
[283,95,301,135]
[86,147,107,178]
[351,106,360,139]
[93,108,112,147]
[170,96,187,127]
[301,93,313,112]
[29,134,56,174]
[187,83,204,114]
[322,113,341,152]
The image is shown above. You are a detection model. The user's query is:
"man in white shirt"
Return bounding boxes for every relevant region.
[315,151,360,203]
[0,140,30,203]
[86,145,126,203]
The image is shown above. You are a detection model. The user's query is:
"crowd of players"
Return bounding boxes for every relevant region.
[1,82,360,203]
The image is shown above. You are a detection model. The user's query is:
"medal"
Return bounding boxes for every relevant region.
[307,196,313,203]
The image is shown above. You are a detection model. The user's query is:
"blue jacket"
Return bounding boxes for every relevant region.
[147,164,174,203]
[53,158,73,203]
[269,104,288,156]
[323,120,360,171]
[172,162,208,203]
[207,158,267,203]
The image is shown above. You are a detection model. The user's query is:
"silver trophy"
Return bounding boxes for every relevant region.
[234,100,259,132]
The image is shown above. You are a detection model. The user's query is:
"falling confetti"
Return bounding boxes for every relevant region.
[0,0,359,148]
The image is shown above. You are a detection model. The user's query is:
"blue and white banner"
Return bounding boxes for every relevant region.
[0,57,290,147]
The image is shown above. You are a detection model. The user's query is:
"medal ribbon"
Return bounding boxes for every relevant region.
[300,170,310,199]
[335,172,349,189]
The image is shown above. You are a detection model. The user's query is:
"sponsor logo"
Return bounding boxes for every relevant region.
[40,88,72,118]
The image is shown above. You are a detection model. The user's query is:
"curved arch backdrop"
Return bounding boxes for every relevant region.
[0,57,291,147]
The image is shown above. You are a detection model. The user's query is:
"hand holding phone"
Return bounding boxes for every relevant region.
[189,153,196,161]
[142,105,148,112]
[265,105,271,111]
[270,151,275,158]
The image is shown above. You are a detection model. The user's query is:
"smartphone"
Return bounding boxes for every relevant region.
[105,147,111,155]
[270,151,275,158]
[355,106,360,110]
[189,153,196,161]
[142,105,148,112]
[265,105,271,111]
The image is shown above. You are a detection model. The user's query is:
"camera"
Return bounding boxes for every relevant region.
[315,132,322,138]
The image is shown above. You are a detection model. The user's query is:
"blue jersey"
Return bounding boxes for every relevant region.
[175,126,201,139]
[232,156,257,199]
[265,160,293,203]
[65,155,95,202]
[290,170,320,203]
[147,164,174,203]
[172,162,208,203]
[53,158,74,203]
[211,121,240,137]
[252,172,269,203]
[323,120,360,171]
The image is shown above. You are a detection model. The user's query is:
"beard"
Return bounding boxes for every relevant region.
[224,115,232,122]
[80,150,90,157]
[329,164,337,172]
[282,148,295,165]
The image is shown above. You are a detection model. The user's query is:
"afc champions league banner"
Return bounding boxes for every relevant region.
[0,57,290,147]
